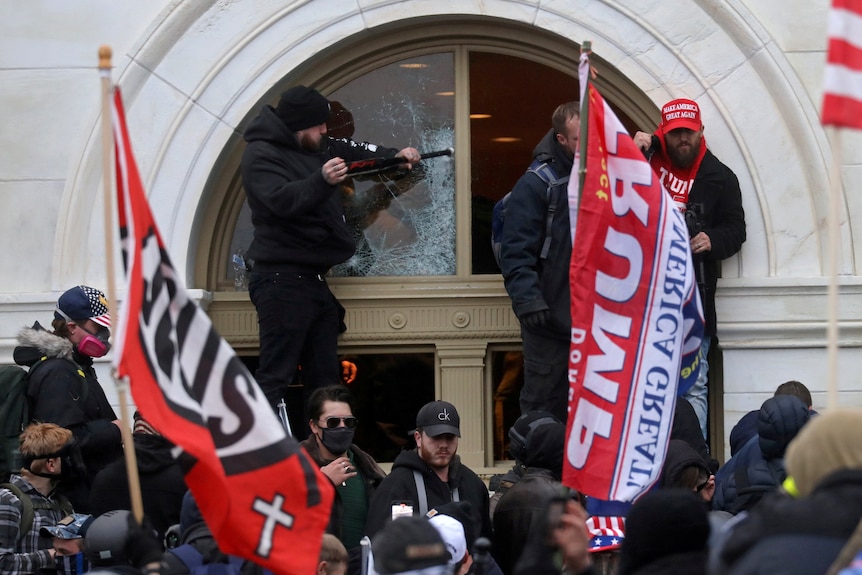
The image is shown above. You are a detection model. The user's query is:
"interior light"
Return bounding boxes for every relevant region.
[470,114,492,119]
[400,63,429,69]
[436,91,455,96]
[491,137,522,143]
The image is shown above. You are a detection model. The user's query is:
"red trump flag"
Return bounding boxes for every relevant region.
[563,82,703,503]
[110,88,333,575]
[822,0,862,128]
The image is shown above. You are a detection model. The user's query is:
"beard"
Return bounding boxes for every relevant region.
[299,131,323,152]
[418,441,454,470]
[667,136,702,169]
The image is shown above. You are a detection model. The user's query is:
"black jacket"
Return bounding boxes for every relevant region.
[686,149,746,335]
[299,436,386,547]
[364,449,491,541]
[714,469,862,575]
[88,433,187,541]
[13,324,123,480]
[241,105,398,271]
[712,395,810,514]
[492,468,562,575]
[499,129,574,339]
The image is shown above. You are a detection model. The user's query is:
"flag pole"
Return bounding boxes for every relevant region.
[99,45,145,523]
[577,40,592,209]
[826,126,841,410]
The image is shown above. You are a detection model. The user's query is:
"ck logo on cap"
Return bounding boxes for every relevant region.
[437,409,451,422]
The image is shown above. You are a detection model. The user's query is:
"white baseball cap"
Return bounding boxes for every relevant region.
[428,514,467,565]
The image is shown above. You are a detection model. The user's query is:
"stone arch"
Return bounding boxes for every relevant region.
[58,0,840,290]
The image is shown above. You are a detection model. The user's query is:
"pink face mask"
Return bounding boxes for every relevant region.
[76,325,111,358]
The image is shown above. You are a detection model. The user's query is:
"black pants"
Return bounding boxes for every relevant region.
[519,327,569,422]
[249,269,341,429]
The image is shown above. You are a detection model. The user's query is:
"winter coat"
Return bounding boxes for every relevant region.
[660,439,712,490]
[684,149,746,335]
[492,468,562,575]
[241,105,398,271]
[88,433,187,541]
[713,469,862,575]
[712,395,810,514]
[364,449,491,541]
[299,436,386,547]
[499,129,574,339]
[13,324,123,479]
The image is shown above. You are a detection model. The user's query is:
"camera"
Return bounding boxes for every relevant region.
[685,202,705,238]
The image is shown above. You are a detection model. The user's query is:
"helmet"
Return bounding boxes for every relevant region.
[508,411,559,463]
[85,510,131,566]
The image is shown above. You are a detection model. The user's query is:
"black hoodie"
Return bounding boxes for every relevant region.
[364,449,491,542]
[240,105,399,270]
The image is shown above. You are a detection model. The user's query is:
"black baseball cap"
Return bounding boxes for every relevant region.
[415,400,460,437]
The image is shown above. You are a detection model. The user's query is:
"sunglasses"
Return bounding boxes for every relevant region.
[319,416,358,429]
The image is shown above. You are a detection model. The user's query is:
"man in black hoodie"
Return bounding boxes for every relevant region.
[498,102,579,422]
[364,401,491,543]
[241,85,420,421]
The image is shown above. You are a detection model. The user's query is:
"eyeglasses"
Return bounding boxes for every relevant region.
[319,416,358,429]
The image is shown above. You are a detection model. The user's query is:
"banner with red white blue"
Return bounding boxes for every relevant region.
[563,81,704,504]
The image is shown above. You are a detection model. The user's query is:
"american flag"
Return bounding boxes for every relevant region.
[822,0,862,128]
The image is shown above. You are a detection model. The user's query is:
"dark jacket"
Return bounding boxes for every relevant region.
[365,449,491,541]
[671,397,716,471]
[299,436,386,546]
[241,105,398,271]
[492,468,562,575]
[685,149,746,335]
[714,469,862,575]
[499,129,574,339]
[88,433,187,541]
[660,439,712,490]
[162,522,260,575]
[712,395,810,514]
[13,324,123,508]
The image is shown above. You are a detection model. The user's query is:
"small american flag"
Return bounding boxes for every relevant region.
[822,0,862,128]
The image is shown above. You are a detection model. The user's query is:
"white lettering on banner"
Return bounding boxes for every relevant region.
[568,154,653,470]
[616,215,692,496]
[657,167,694,209]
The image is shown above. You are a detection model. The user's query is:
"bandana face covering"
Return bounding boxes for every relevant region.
[56,552,88,575]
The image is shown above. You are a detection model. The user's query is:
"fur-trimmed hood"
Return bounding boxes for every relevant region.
[13,322,77,367]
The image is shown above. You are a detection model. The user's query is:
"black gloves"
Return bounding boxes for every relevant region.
[521,309,551,330]
[124,513,164,568]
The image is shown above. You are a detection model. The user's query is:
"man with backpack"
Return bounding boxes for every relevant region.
[12,285,124,512]
[0,422,76,574]
[497,102,579,422]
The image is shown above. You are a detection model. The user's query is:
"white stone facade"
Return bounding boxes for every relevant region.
[2,0,860,461]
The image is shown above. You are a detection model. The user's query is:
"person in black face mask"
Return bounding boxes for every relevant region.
[300,385,386,568]
[12,285,125,513]
[0,423,76,574]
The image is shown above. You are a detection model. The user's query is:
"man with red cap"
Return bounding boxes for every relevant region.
[241,86,420,435]
[635,99,746,439]
[13,286,124,512]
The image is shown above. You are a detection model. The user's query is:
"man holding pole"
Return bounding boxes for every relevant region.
[241,86,420,433]
[634,98,746,439]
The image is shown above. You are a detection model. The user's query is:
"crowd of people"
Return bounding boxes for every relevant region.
[2,88,860,575]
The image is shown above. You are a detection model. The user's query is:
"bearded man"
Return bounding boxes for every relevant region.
[364,400,491,542]
[635,98,746,439]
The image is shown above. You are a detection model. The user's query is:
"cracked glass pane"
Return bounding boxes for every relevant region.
[328,53,456,277]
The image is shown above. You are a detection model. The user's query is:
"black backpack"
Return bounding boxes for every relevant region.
[0,480,73,536]
[0,357,66,478]
[490,159,569,269]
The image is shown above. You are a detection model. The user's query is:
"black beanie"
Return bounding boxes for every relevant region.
[617,490,709,575]
[275,86,331,131]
